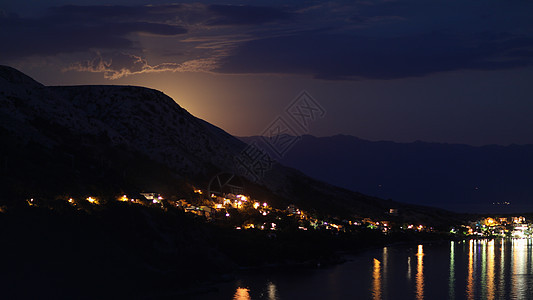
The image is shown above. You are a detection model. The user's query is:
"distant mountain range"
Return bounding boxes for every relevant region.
[0,65,460,222]
[242,135,533,213]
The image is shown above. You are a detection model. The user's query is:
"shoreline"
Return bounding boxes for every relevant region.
[191,233,465,298]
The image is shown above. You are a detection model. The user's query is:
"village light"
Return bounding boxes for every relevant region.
[87,197,98,204]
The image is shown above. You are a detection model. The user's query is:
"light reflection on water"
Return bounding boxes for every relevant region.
[382,247,388,299]
[498,239,505,299]
[233,287,251,300]
[467,240,474,300]
[487,239,495,300]
[203,238,533,300]
[407,256,412,280]
[511,238,528,299]
[449,241,455,300]
[267,281,277,300]
[372,258,381,300]
[415,245,424,300]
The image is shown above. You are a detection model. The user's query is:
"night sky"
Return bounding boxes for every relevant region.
[2,0,533,146]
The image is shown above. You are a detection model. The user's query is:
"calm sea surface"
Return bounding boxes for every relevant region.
[197,239,533,300]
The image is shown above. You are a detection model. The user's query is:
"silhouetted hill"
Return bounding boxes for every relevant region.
[0,65,461,221]
[0,66,469,298]
[241,135,533,213]
[0,67,376,215]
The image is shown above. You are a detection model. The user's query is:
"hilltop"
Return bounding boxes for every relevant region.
[0,65,458,221]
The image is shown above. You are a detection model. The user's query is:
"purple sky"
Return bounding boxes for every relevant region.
[2,0,533,146]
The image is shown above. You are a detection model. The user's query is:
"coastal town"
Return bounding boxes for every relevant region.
[22,188,533,239]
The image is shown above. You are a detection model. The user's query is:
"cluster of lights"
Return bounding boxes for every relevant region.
[86,197,99,204]
[30,189,533,239]
[513,216,526,224]
[152,196,163,204]
[236,195,248,201]
[485,217,496,226]
[215,194,268,212]
[462,216,531,238]
[27,191,436,236]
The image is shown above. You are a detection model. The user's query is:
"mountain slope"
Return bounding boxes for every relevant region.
[50,85,241,177]
[241,134,533,213]
[0,65,458,222]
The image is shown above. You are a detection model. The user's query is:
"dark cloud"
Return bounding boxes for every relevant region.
[114,22,187,36]
[3,1,533,81]
[0,16,128,58]
[0,5,187,60]
[0,3,294,62]
[216,31,533,80]
[50,5,158,20]
[48,4,187,23]
[206,4,294,26]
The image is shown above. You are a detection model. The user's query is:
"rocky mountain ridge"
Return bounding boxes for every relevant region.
[0,65,456,221]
